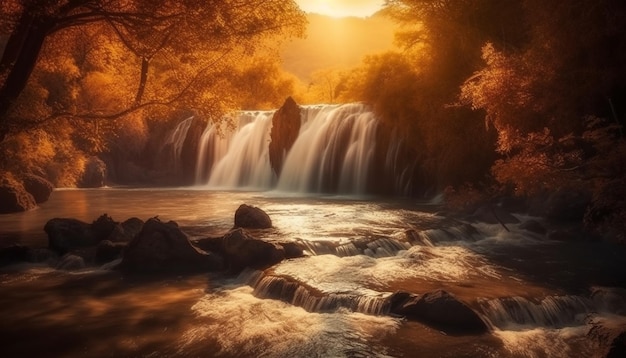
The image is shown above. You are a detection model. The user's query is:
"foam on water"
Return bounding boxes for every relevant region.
[185,285,400,357]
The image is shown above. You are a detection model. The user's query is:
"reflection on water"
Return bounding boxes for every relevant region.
[1,188,625,357]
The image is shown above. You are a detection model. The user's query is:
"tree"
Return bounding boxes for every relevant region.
[0,0,306,141]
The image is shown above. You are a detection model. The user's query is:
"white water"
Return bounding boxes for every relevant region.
[163,116,194,172]
[194,103,382,195]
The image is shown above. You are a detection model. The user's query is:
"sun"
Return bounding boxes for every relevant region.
[295,0,384,18]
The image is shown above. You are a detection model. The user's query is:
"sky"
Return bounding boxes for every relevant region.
[295,0,385,18]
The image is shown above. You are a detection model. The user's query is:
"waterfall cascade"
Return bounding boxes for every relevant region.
[192,103,406,195]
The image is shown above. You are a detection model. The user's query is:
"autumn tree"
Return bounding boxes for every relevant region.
[0,0,306,142]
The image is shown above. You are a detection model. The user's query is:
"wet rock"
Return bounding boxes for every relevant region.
[120,217,144,239]
[222,228,285,271]
[120,218,223,274]
[269,96,301,175]
[79,156,107,188]
[56,254,86,271]
[22,174,54,204]
[0,174,36,214]
[45,218,96,254]
[0,244,31,266]
[470,205,520,225]
[95,240,126,264]
[279,242,304,259]
[388,290,489,335]
[543,189,591,222]
[587,318,626,358]
[234,204,272,229]
[520,219,547,235]
[91,214,118,241]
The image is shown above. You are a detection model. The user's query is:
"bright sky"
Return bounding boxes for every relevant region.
[295,0,385,18]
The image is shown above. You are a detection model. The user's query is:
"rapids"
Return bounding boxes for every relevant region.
[1,189,626,357]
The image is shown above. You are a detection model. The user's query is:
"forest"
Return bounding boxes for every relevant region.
[1,0,626,242]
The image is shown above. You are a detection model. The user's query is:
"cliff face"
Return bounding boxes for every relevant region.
[269,97,301,176]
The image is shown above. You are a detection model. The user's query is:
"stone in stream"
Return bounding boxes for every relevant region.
[120,218,223,273]
[95,240,126,264]
[234,204,272,229]
[388,290,489,335]
[221,228,285,271]
[45,218,98,254]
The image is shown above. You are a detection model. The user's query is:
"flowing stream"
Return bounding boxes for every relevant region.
[1,189,626,357]
[1,104,625,357]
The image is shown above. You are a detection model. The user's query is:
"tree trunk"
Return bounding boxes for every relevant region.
[134,57,150,105]
[0,8,36,75]
[0,18,51,141]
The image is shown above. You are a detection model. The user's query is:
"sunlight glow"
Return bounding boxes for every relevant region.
[295,0,384,18]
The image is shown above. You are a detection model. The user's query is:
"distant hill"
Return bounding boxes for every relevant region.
[280,12,397,81]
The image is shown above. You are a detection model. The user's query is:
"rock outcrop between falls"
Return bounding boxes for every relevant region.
[269,96,301,176]
[389,290,490,335]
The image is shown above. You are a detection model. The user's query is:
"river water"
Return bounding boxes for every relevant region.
[1,188,626,357]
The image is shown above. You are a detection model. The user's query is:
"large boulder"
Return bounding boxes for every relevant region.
[95,240,126,264]
[587,318,626,358]
[269,96,301,175]
[91,214,118,241]
[221,228,285,271]
[388,290,489,335]
[79,156,107,188]
[234,204,272,229]
[45,218,96,254]
[0,174,36,214]
[22,174,54,204]
[120,218,222,273]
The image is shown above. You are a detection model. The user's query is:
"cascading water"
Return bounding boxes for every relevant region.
[193,103,384,195]
[162,116,194,172]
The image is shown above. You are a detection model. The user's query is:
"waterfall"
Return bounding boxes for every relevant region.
[277,104,377,194]
[479,295,594,330]
[206,111,275,189]
[193,103,382,195]
[245,271,389,315]
[163,116,194,172]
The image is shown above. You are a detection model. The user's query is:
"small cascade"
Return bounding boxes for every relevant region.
[479,295,594,330]
[194,122,230,184]
[163,116,194,172]
[207,112,275,189]
[277,104,378,194]
[294,236,411,258]
[247,272,389,315]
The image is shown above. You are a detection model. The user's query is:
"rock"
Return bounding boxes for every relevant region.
[234,204,272,229]
[56,254,86,270]
[79,156,107,188]
[471,205,520,225]
[520,219,547,235]
[269,96,301,175]
[587,317,626,358]
[0,173,37,214]
[95,240,126,264]
[45,218,96,254]
[106,217,145,242]
[91,214,118,241]
[21,174,54,204]
[0,245,31,266]
[279,242,304,259]
[221,228,285,271]
[120,218,222,273]
[544,189,591,222]
[388,290,489,335]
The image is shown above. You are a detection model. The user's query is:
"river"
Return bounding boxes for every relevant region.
[1,188,626,357]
